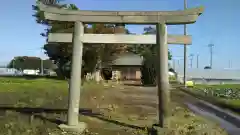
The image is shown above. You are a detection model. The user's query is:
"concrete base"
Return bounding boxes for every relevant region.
[148,125,172,135]
[58,122,87,134]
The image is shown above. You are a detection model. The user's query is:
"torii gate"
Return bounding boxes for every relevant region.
[38,3,203,133]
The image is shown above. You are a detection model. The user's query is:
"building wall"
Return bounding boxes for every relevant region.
[112,66,141,80]
[136,70,141,79]
[175,68,240,80]
[175,68,240,85]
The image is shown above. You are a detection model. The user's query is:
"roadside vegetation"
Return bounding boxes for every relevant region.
[0,77,227,135]
[187,84,240,113]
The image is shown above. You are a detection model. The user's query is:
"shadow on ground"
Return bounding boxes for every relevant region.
[124,84,157,87]
[0,106,160,135]
[122,80,179,87]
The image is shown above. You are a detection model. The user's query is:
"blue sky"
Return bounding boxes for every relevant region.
[0,0,239,69]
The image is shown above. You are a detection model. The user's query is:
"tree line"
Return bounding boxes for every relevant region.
[7,56,55,70]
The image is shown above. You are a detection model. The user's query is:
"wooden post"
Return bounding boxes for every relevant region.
[156,23,170,127]
[67,21,84,126]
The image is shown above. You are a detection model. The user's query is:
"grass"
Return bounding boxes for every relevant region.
[194,83,240,90]
[0,77,227,135]
[188,84,240,112]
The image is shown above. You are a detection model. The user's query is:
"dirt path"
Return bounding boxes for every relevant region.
[82,85,158,135]
[82,84,227,135]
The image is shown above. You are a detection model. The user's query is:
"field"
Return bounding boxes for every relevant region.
[189,84,240,112]
[0,77,227,135]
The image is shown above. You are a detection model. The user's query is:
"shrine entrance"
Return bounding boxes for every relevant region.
[38,2,203,132]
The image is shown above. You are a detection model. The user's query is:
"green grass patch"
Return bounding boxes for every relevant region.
[194,84,240,89]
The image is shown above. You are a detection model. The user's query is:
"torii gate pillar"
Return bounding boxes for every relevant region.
[156,23,169,127]
[59,21,87,132]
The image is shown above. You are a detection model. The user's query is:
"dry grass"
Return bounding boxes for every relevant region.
[0,77,227,135]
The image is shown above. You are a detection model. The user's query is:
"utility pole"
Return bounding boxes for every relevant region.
[208,43,214,68]
[189,54,194,68]
[183,0,187,87]
[173,59,176,70]
[40,48,44,76]
[228,60,232,68]
[13,58,15,69]
[41,59,44,76]
[196,54,199,68]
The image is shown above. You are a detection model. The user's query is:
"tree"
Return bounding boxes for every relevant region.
[128,26,172,60]
[7,56,55,70]
[128,26,172,85]
[43,59,56,69]
[32,1,128,79]
[7,56,41,70]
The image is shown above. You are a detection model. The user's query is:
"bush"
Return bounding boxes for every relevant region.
[140,64,156,86]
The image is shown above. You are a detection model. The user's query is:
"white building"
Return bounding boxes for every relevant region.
[0,68,21,76]
[175,68,240,85]
[23,69,40,75]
